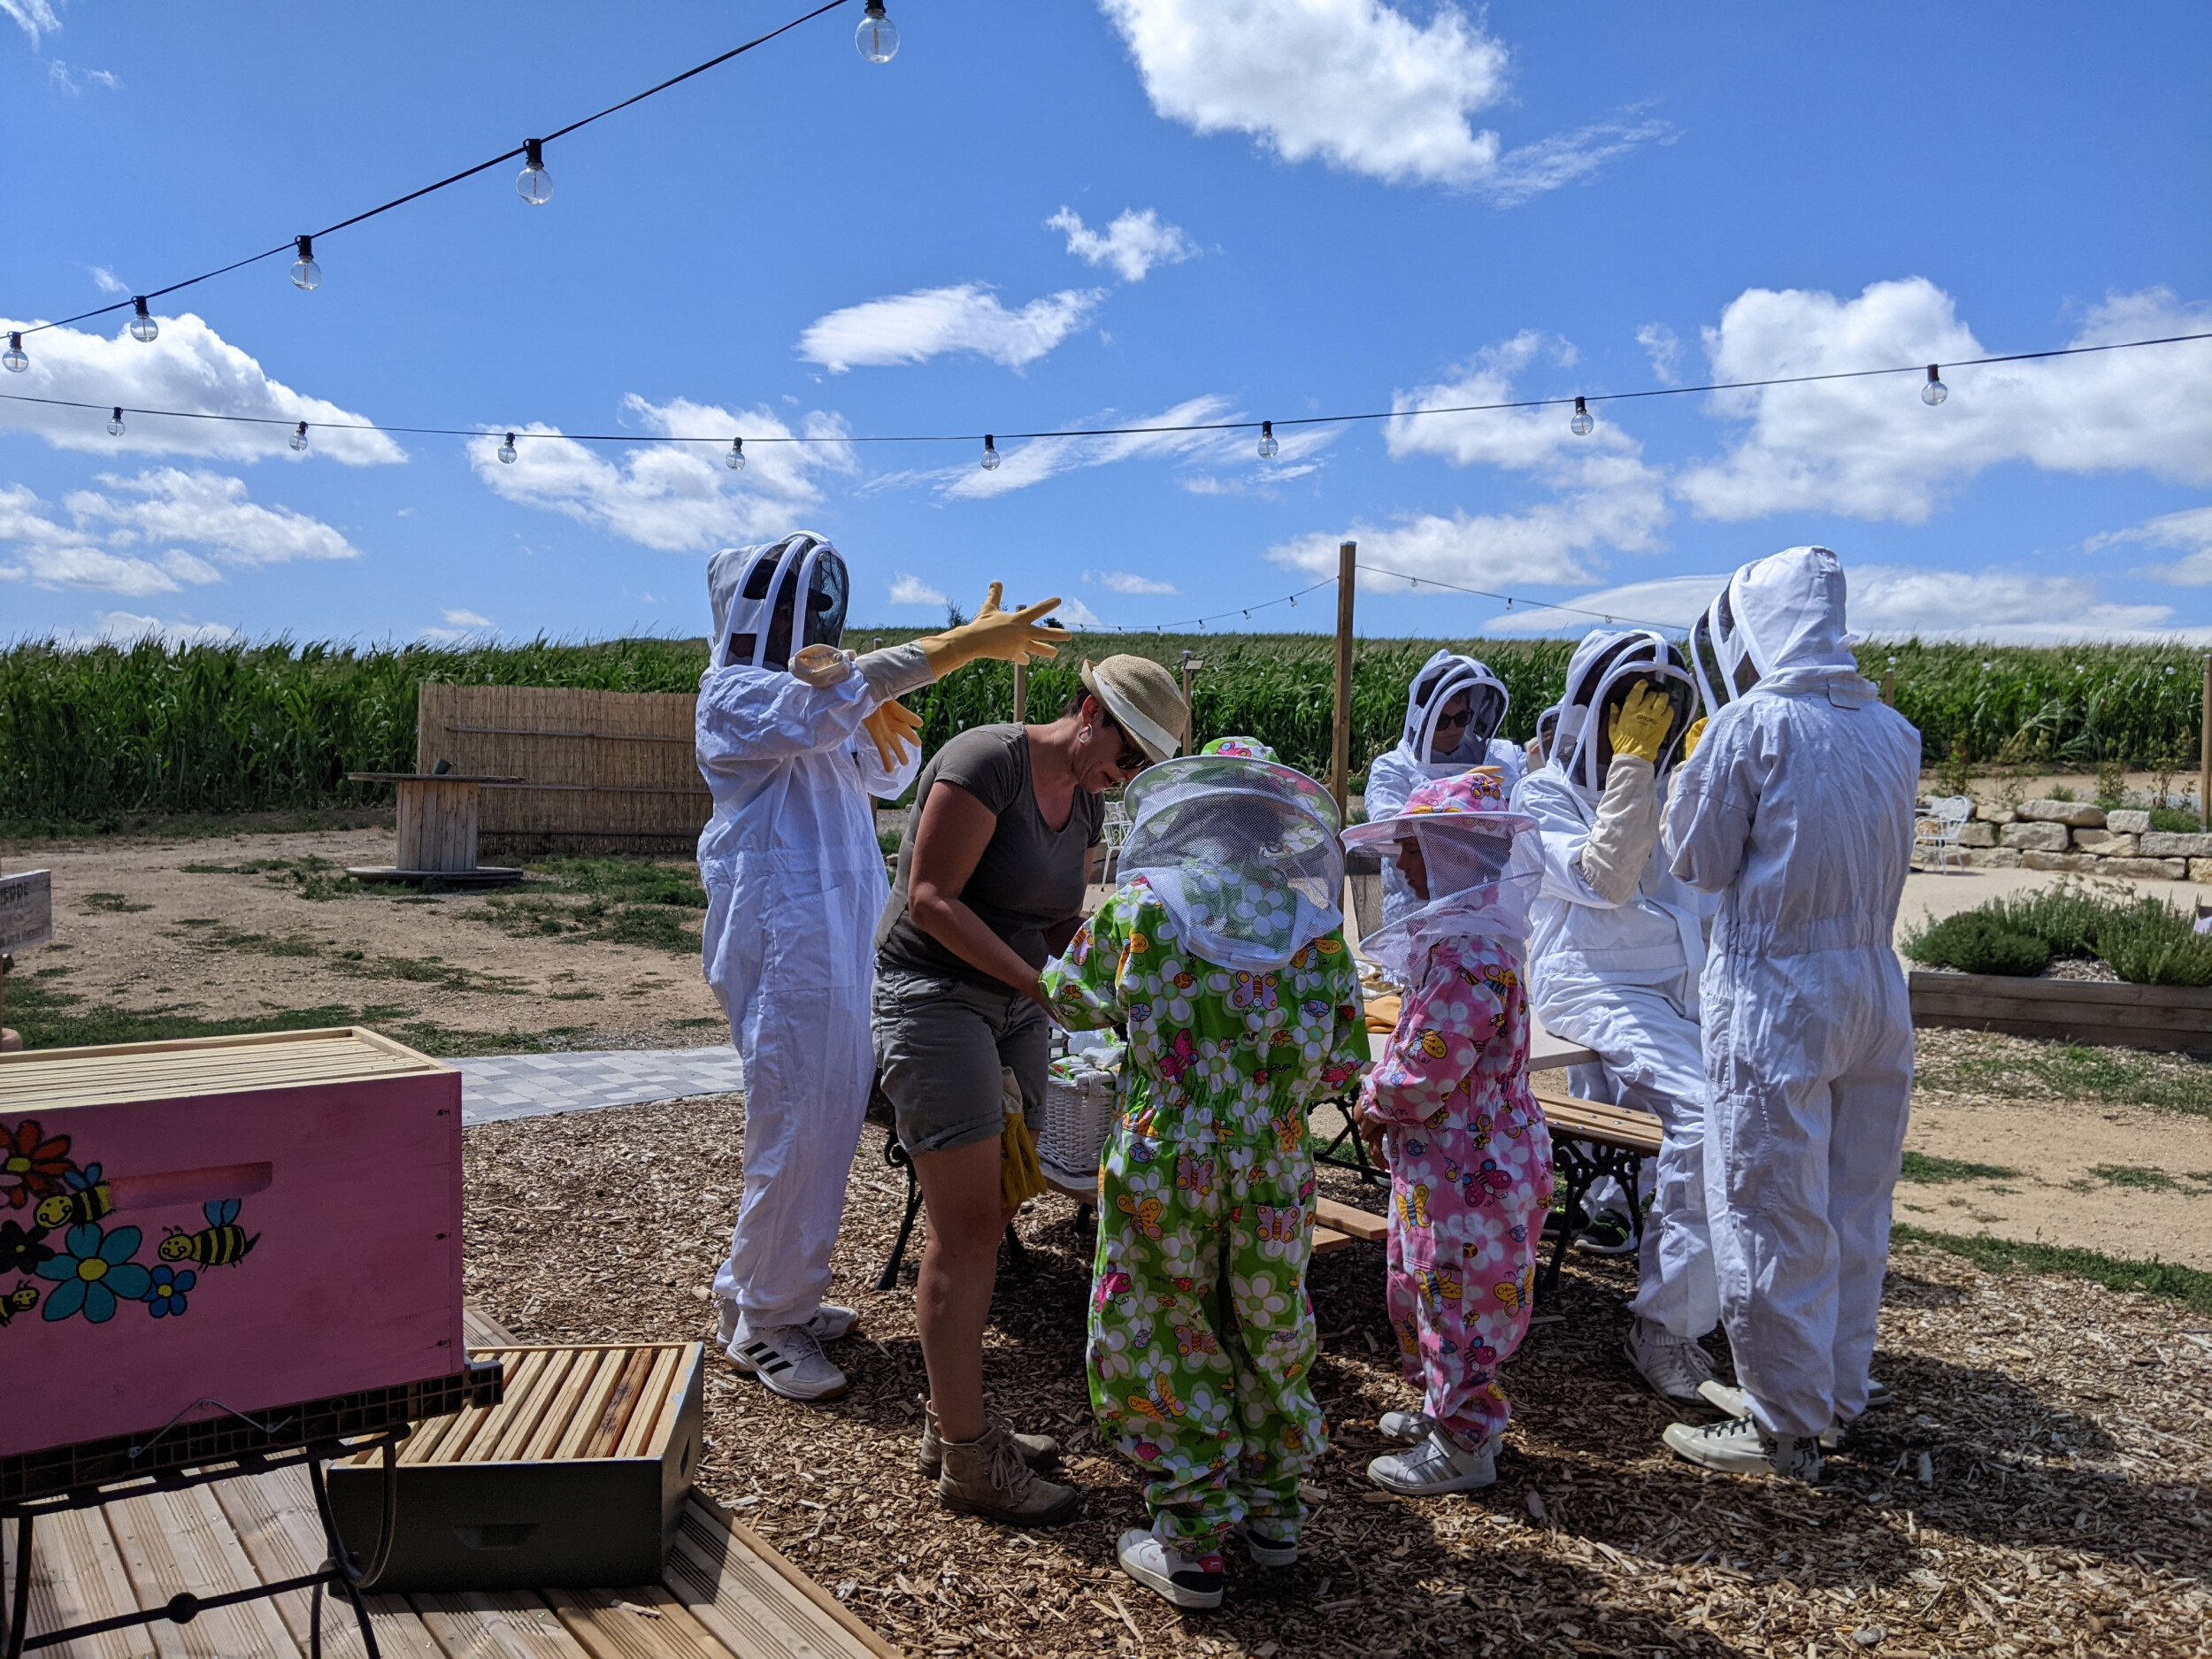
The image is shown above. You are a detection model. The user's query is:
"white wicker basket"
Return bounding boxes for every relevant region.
[1037,1062,1119,1188]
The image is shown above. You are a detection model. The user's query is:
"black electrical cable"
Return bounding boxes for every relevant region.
[11,0,851,338]
[1359,565,1684,632]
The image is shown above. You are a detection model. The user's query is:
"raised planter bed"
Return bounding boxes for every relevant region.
[1909,970,2212,1057]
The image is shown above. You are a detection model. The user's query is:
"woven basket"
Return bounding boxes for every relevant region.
[1037,1062,1118,1188]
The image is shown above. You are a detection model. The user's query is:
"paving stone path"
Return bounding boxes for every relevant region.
[456,1046,745,1125]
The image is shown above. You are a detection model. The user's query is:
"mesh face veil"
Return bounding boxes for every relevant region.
[1556,630,1700,796]
[1342,772,1542,981]
[1402,649,1511,765]
[1117,755,1345,973]
[705,532,850,672]
[1689,581,1763,715]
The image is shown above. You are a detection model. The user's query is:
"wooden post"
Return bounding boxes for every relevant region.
[395,779,482,873]
[1332,541,1356,819]
[1179,651,1203,747]
[1012,659,1029,725]
[2200,654,2210,831]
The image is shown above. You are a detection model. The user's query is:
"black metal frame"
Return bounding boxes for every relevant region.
[873,1124,1095,1291]
[1539,1136,1648,1299]
[1308,1089,1386,1187]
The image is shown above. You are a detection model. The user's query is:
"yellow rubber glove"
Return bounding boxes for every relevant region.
[918,583,1064,675]
[861,698,923,771]
[1609,681,1675,765]
[1680,715,1709,762]
[999,1067,1048,1208]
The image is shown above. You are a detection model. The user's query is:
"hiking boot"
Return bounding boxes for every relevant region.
[938,1421,1081,1525]
[1378,1409,1433,1444]
[725,1317,849,1402]
[1663,1417,1823,1484]
[1573,1210,1637,1256]
[918,1402,1059,1478]
[1624,1318,1715,1407]
[1367,1427,1498,1495]
[1232,1519,1299,1568]
[1118,1528,1225,1609]
[1695,1379,1851,1449]
[716,1297,859,1346]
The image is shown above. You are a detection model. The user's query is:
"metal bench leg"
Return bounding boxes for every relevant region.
[6,1514,32,1659]
[875,1127,925,1293]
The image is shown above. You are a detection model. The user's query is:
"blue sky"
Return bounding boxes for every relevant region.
[3,0,2208,649]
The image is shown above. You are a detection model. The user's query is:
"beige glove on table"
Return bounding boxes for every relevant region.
[861,698,924,771]
[918,583,1064,675]
[1577,755,1661,907]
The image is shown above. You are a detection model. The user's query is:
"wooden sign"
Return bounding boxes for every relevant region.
[0,869,51,954]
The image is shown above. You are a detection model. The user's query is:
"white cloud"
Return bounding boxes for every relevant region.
[44,59,116,94]
[1675,281,2212,524]
[469,396,848,553]
[1480,573,1728,636]
[1269,511,1595,591]
[420,608,495,644]
[1087,569,1178,595]
[1099,0,1668,196]
[0,311,404,465]
[443,608,493,629]
[2,2,61,46]
[57,612,242,649]
[83,66,118,89]
[1047,207,1197,282]
[1056,596,1105,628]
[0,471,357,595]
[1843,564,2211,644]
[798,284,1104,373]
[87,265,127,295]
[2085,504,2212,587]
[888,573,949,607]
[1636,322,1682,385]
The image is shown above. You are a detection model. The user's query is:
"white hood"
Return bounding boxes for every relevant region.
[1693,546,1859,710]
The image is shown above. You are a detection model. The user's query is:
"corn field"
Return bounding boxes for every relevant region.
[0,631,2202,826]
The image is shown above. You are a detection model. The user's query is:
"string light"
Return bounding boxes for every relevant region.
[498,433,518,464]
[129,298,157,343]
[2,334,24,373]
[1257,419,1278,460]
[726,437,745,472]
[290,420,309,453]
[980,434,1000,471]
[1571,396,1594,436]
[1922,365,1947,406]
[106,406,124,436]
[289,235,321,291]
[517,139,554,205]
[856,0,899,62]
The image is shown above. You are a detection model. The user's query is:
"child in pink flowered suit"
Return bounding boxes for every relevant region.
[1348,768,1553,1494]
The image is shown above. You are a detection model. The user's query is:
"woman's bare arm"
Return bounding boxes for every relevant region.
[908,781,1055,1004]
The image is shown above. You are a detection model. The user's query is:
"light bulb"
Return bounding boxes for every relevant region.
[1570,396,1594,436]
[1922,364,1947,406]
[1257,419,1279,460]
[517,139,554,205]
[980,434,1000,472]
[856,0,899,62]
[726,437,745,472]
[498,433,518,465]
[290,234,321,291]
[3,333,25,373]
[290,420,309,453]
[129,297,158,343]
[106,406,125,437]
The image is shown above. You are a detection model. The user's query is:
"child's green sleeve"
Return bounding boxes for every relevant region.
[1041,885,1135,1031]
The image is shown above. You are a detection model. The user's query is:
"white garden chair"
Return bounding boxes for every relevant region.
[1914,795,1973,872]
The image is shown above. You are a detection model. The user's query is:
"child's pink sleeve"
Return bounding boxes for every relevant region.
[1360,956,1508,1125]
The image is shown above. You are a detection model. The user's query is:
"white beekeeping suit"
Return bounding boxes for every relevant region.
[1662,546,1920,1479]
[1365,651,1526,922]
[1509,630,1718,1403]
[697,533,930,1386]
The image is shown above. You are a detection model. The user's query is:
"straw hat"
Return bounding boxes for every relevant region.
[1079,655,1189,765]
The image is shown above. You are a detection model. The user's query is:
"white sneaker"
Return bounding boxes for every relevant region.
[1117,1528,1225,1610]
[1624,1319,1715,1407]
[1367,1428,1498,1495]
[716,1298,859,1346]
[1232,1519,1298,1568]
[1695,1379,1851,1450]
[1864,1376,1893,1410]
[1663,1417,1822,1483]
[726,1317,849,1402]
[1378,1409,1433,1444]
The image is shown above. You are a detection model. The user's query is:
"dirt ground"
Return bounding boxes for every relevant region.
[465,1095,2212,1659]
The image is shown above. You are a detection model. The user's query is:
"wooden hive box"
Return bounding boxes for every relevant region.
[327,1341,706,1591]
[0,1028,465,1475]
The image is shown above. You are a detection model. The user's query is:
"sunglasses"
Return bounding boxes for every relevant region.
[1097,711,1151,775]
[1434,708,1475,730]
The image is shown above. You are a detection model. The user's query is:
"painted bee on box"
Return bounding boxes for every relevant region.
[35,1164,112,1230]
[159,1199,258,1267]
[0,1282,39,1326]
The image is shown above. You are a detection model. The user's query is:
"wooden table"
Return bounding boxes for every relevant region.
[344,772,526,887]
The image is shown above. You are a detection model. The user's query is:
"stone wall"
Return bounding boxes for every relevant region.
[1941,799,2212,884]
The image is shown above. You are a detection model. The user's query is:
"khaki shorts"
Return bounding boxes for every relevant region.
[872,965,1048,1156]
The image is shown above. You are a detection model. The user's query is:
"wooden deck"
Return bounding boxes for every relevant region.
[2,1310,895,1659]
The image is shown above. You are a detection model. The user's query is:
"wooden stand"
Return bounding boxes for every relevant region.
[344,772,526,887]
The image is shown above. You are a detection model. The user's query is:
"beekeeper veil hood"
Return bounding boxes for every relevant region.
[1402,649,1511,766]
[1690,545,1856,712]
[1343,769,1542,982]
[706,532,850,672]
[1117,754,1344,973]
[1555,629,1699,797]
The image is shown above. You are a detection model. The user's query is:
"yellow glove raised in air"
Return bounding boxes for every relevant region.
[1680,715,1709,762]
[918,583,1064,676]
[861,698,924,771]
[1609,681,1676,765]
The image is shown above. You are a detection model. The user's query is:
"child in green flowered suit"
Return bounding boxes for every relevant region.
[1043,741,1370,1611]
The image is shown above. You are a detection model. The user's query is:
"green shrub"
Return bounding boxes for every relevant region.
[2094,906,2212,987]
[1903,911,2050,976]
[1988,878,2108,959]
[1909,876,2212,986]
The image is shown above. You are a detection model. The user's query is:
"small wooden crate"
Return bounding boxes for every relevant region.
[327,1341,705,1591]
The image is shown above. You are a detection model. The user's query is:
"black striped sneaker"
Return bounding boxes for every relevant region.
[725,1317,849,1401]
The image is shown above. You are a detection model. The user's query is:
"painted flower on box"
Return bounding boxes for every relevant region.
[1,1119,73,1209]
[36,1222,153,1323]
[0,1217,54,1277]
[144,1263,196,1318]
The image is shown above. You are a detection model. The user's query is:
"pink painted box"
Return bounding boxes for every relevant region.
[0,1027,465,1460]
